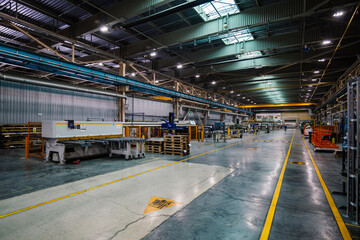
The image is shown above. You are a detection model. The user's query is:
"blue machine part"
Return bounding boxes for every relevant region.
[160,119,184,131]
[0,43,252,114]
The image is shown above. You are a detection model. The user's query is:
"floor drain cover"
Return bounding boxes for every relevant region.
[290,161,307,165]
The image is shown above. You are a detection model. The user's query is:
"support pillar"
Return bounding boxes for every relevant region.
[173,98,180,121]
[202,110,208,126]
[152,72,156,85]
[220,113,225,122]
[117,61,128,122]
[232,115,237,124]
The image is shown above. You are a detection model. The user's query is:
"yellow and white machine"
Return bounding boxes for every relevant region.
[42,121,123,164]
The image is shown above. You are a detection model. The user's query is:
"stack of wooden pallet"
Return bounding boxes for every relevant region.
[163,135,190,156]
[145,139,164,153]
[0,124,41,149]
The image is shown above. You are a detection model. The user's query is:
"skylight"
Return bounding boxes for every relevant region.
[220,29,254,45]
[194,1,255,45]
[194,0,240,21]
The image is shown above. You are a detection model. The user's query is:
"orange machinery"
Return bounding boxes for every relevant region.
[312,128,339,149]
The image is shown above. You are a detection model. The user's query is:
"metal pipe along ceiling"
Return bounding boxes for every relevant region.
[0,72,127,99]
[0,44,251,114]
[181,105,247,117]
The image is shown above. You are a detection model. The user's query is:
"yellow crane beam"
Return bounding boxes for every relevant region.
[238,103,318,108]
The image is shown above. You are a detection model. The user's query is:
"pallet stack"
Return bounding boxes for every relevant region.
[0,124,41,149]
[145,139,164,153]
[163,135,190,156]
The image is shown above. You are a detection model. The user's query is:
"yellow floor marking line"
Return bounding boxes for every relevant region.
[302,136,352,240]
[260,131,295,240]
[346,223,360,228]
[0,136,261,219]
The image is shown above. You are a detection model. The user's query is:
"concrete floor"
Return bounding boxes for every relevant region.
[0,129,358,239]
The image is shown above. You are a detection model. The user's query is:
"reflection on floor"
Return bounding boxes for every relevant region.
[0,130,357,239]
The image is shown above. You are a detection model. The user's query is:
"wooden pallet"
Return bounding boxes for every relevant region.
[145,146,162,151]
[163,151,190,156]
[163,135,190,155]
[145,149,162,153]
[164,146,188,150]
[145,139,163,153]
[146,140,163,145]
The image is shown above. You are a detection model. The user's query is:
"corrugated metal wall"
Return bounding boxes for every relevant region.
[0,80,236,124]
[0,80,118,124]
[126,96,172,122]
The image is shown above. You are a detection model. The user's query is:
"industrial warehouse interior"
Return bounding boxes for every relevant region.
[0,0,360,239]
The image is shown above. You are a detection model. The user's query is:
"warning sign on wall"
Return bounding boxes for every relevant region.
[144,196,182,214]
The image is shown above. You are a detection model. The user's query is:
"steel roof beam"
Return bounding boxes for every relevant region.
[156,27,359,70]
[179,39,360,78]
[17,0,76,25]
[123,0,209,29]
[59,0,173,38]
[179,53,302,77]
[157,31,307,69]
[123,0,309,57]
[65,0,99,14]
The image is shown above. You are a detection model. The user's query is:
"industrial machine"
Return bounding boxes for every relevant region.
[161,112,185,131]
[312,128,339,151]
[42,121,145,164]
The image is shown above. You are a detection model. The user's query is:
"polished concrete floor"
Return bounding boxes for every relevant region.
[0,129,358,239]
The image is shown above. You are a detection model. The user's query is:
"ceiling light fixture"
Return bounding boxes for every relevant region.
[150,51,157,57]
[318,59,325,62]
[195,74,200,78]
[312,78,317,81]
[314,70,320,74]
[100,25,109,32]
[322,40,331,45]
[176,64,183,69]
[211,81,216,85]
[237,94,240,96]
[333,11,344,17]
[230,90,234,93]
[98,62,104,66]
[131,72,136,77]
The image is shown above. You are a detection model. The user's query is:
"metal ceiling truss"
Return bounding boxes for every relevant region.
[0,43,252,114]
[0,10,244,110]
[123,0,350,57]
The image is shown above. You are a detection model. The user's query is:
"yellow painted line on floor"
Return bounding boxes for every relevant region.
[346,223,360,228]
[302,137,352,240]
[0,136,261,220]
[260,131,295,240]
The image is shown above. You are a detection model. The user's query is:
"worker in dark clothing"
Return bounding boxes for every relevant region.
[284,125,287,131]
